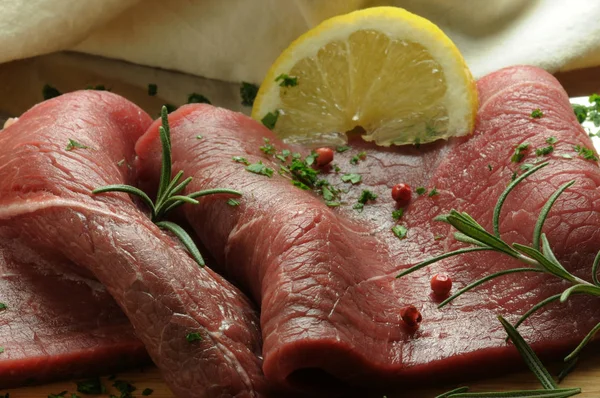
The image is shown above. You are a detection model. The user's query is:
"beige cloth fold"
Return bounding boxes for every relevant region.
[2,0,600,83]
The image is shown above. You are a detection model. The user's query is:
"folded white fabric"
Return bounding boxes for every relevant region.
[2,0,600,83]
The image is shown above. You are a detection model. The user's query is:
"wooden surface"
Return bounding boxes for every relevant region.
[0,53,599,397]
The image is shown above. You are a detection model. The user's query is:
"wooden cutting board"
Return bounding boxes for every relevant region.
[0,53,598,397]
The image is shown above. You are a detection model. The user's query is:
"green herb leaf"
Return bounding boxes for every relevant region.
[227,198,240,207]
[0,347,4,354]
[416,186,426,195]
[438,268,544,308]
[536,146,554,157]
[147,84,157,96]
[592,250,600,286]
[498,315,558,390]
[113,380,136,398]
[428,187,439,197]
[341,173,362,184]
[572,104,588,124]
[43,84,61,100]
[232,156,250,165]
[350,151,367,165]
[65,139,89,151]
[187,93,211,104]
[446,388,580,397]
[261,111,279,130]
[512,143,530,163]
[240,82,259,106]
[0,303,6,310]
[532,181,575,249]
[392,208,404,220]
[396,247,491,278]
[186,332,203,342]
[559,284,600,303]
[275,74,298,87]
[142,388,153,396]
[564,322,600,363]
[392,225,408,239]
[531,109,544,118]
[156,221,205,267]
[76,377,105,394]
[493,162,548,237]
[336,145,350,153]
[357,189,377,204]
[259,138,276,155]
[246,161,274,177]
[546,137,558,145]
[574,145,598,161]
[305,151,317,166]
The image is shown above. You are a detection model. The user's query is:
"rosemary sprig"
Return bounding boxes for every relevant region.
[435,316,581,397]
[398,161,600,381]
[93,106,241,266]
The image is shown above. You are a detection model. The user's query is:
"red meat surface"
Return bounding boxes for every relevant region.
[0,91,266,397]
[136,66,600,395]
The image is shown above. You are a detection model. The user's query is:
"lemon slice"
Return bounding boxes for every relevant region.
[251,7,478,147]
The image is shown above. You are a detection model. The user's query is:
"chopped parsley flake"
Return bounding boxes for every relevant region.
[350,151,367,165]
[261,111,279,130]
[112,380,136,398]
[546,136,558,145]
[573,104,588,124]
[259,138,276,155]
[511,171,518,181]
[293,180,310,190]
[428,187,439,197]
[76,377,105,394]
[535,145,554,157]
[65,139,88,151]
[240,82,259,106]
[196,135,203,140]
[232,156,250,165]
[336,145,351,153]
[304,151,318,166]
[289,158,318,187]
[392,208,404,220]
[341,173,362,184]
[326,201,341,207]
[0,303,6,310]
[43,84,61,100]
[574,145,599,161]
[246,161,274,177]
[511,142,530,163]
[188,93,211,104]
[434,234,445,240]
[227,198,240,207]
[0,347,4,354]
[333,165,341,173]
[531,109,543,118]
[392,225,408,239]
[353,190,377,211]
[186,332,203,342]
[275,74,298,87]
[487,164,493,171]
[142,389,154,396]
[147,84,157,96]
[415,187,426,195]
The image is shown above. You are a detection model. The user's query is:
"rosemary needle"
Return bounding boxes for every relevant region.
[94,106,241,266]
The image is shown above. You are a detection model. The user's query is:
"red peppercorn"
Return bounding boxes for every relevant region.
[315,147,334,167]
[400,305,422,328]
[430,273,452,297]
[392,183,412,203]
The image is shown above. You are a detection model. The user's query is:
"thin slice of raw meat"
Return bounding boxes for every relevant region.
[0,91,267,397]
[136,65,600,395]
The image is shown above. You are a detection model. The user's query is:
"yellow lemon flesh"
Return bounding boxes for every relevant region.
[252,7,478,147]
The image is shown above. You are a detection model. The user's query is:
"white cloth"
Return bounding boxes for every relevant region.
[2,0,600,83]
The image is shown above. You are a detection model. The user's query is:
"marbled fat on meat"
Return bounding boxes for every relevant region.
[136,66,600,395]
